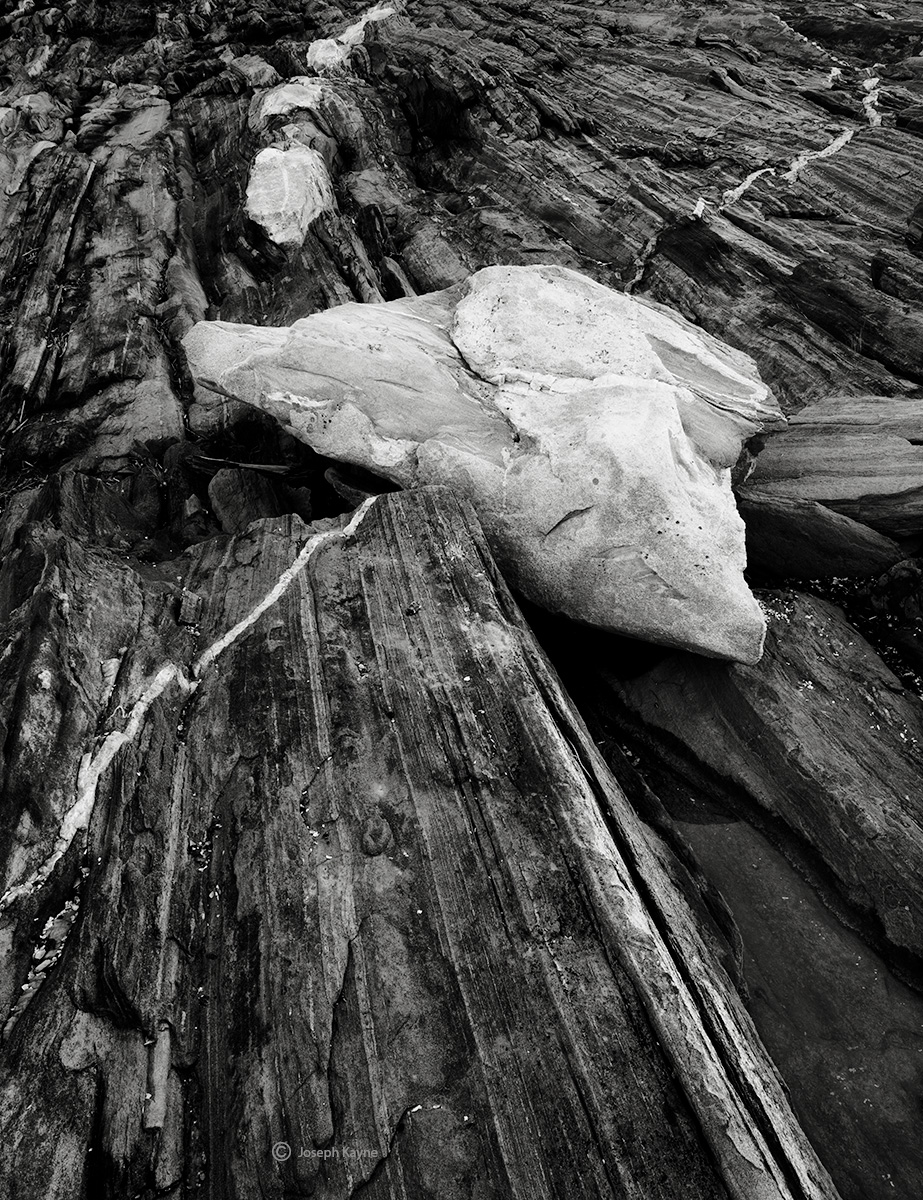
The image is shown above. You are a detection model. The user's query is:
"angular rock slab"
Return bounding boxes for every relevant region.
[744,395,923,540]
[183,264,784,662]
[611,590,923,966]
[0,486,837,1200]
[739,489,904,580]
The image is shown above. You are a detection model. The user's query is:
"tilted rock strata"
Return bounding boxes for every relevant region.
[2,0,921,477]
[0,2,921,1197]
[0,486,839,1200]
[611,590,923,966]
[184,263,784,663]
[744,395,923,540]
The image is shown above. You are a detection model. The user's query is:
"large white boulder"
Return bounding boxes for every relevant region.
[183,264,783,661]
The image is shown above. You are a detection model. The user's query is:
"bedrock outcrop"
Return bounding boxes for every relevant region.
[609,590,923,966]
[184,263,783,662]
[3,2,923,1198]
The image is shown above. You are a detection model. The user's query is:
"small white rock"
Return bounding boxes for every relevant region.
[245,147,336,248]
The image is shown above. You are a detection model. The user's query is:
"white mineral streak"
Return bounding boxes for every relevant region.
[194,498,375,676]
[306,2,396,73]
[720,60,879,206]
[862,72,883,127]
[245,145,336,246]
[184,264,786,664]
[782,128,854,182]
[0,664,190,913]
[0,500,376,915]
[775,16,848,67]
[721,167,776,208]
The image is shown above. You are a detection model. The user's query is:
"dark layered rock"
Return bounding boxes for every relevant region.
[739,490,905,580]
[743,396,923,543]
[2,2,923,1199]
[609,590,923,970]
[0,485,838,1200]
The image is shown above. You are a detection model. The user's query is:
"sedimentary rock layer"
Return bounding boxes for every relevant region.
[0,486,837,1200]
[744,396,923,540]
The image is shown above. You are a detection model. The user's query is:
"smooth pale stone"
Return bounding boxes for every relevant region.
[244,146,336,247]
[453,264,781,468]
[184,267,783,662]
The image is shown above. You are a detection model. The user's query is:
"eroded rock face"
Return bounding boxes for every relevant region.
[609,589,923,967]
[184,263,784,662]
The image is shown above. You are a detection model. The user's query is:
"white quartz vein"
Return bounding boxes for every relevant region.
[0,499,377,914]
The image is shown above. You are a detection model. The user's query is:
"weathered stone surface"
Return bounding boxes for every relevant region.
[0,486,837,1200]
[2,2,923,1197]
[744,396,923,540]
[453,265,782,467]
[184,263,783,662]
[610,590,923,967]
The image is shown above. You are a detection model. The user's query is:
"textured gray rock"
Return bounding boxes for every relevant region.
[184,263,784,662]
[744,396,923,540]
[3,2,923,1196]
[610,589,923,966]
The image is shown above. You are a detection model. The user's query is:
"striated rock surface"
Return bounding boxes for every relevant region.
[0,485,838,1200]
[185,263,783,662]
[744,396,923,541]
[2,2,923,1198]
[609,590,923,968]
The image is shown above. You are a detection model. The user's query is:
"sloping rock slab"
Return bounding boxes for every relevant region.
[739,490,904,579]
[0,488,837,1200]
[610,590,923,966]
[184,264,783,662]
[743,396,923,540]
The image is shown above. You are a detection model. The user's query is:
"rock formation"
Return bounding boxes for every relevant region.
[0,483,840,1200]
[609,590,923,965]
[744,395,923,540]
[1,1,923,1199]
[185,262,783,662]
